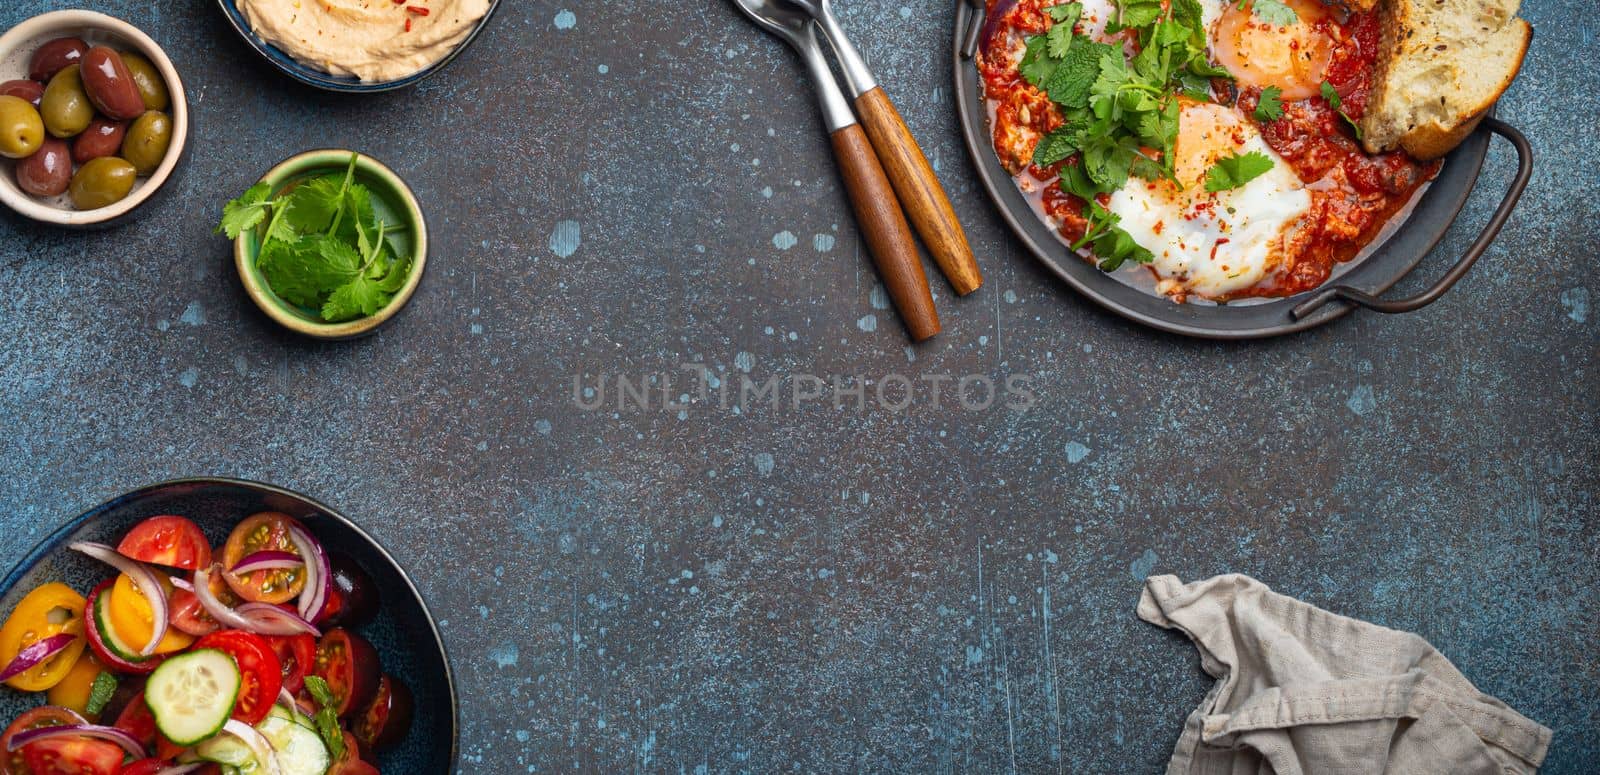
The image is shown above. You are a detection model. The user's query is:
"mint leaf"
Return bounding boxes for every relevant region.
[1043,37,1113,109]
[1204,150,1275,192]
[1254,86,1284,122]
[85,671,117,716]
[303,676,346,760]
[217,183,271,239]
[1243,0,1297,25]
[1032,129,1079,167]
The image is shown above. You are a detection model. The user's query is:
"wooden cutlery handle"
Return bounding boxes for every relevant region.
[854,86,983,296]
[829,124,940,342]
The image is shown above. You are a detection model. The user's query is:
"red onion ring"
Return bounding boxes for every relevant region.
[70,542,170,657]
[168,576,193,592]
[155,765,205,775]
[230,550,305,575]
[0,633,78,682]
[192,566,257,631]
[237,603,320,637]
[222,719,283,775]
[6,723,146,757]
[287,525,329,622]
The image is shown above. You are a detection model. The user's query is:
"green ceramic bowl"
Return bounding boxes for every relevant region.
[234,150,427,340]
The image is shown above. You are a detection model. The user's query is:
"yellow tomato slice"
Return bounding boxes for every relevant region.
[108,573,194,655]
[0,582,87,692]
[45,652,107,720]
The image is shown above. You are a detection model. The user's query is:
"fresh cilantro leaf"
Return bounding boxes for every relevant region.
[1243,0,1298,25]
[377,258,412,293]
[1320,81,1363,139]
[323,274,388,322]
[1045,5,1080,57]
[1129,153,1165,181]
[1169,0,1206,30]
[85,672,117,716]
[1045,3,1081,22]
[281,176,343,234]
[261,235,363,308]
[1204,150,1275,192]
[1254,86,1284,122]
[1019,36,1057,87]
[1074,201,1153,271]
[1033,129,1080,167]
[216,183,272,239]
[1109,0,1164,31]
[1320,80,1342,110]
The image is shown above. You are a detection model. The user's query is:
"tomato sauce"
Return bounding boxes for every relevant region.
[978,0,1439,301]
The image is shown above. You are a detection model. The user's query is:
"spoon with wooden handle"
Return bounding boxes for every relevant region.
[730,0,940,341]
[784,0,983,296]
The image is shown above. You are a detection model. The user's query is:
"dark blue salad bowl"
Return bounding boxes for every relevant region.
[214,0,503,93]
[0,478,457,772]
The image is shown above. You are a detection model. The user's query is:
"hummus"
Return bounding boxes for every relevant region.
[238,0,493,82]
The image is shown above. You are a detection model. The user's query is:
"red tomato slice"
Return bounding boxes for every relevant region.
[19,737,123,775]
[1,706,84,775]
[313,628,380,717]
[194,630,282,725]
[120,760,164,775]
[117,515,212,570]
[265,633,316,696]
[328,730,378,775]
[221,513,307,604]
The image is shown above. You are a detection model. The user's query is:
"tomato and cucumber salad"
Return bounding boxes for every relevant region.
[0,513,409,773]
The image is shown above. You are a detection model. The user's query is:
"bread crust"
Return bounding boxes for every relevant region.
[1359,7,1531,160]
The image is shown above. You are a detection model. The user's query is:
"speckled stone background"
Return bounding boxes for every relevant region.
[0,1,1594,772]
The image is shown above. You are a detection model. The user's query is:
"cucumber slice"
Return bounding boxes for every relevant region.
[93,587,153,663]
[259,713,331,775]
[196,733,258,767]
[269,702,315,730]
[146,648,241,745]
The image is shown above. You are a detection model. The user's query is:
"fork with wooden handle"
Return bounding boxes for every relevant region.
[730,0,939,340]
[785,0,983,296]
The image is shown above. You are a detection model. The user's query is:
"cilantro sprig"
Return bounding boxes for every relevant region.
[1018,0,1229,270]
[1253,86,1283,122]
[1238,0,1298,25]
[1320,81,1363,139]
[1204,151,1275,192]
[217,153,412,323]
[304,675,348,760]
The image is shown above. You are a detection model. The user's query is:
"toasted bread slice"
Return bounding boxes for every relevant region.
[1359,0,1531,160]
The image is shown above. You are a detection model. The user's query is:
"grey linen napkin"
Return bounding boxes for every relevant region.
[1138,574,1552,775]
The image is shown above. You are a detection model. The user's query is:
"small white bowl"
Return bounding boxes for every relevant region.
[0,10,188,227]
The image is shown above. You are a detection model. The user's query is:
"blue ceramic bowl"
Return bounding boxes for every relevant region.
[0,478,456,771]
[214,0,502,92]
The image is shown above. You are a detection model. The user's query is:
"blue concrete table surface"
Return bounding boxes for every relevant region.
[1,1,1595,772]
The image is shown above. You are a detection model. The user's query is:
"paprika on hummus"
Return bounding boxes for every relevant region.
[238,0,492,82]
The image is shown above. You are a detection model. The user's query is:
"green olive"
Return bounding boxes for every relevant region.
[119,51,169,111]
[40,65,93,138]
[0,95,44,159]
[121,111,172,176]
[69,156,137,210]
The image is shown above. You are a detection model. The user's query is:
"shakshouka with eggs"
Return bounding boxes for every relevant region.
[977,0,1436,303]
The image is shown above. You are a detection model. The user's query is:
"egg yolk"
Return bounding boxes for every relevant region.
[1212,0,1335,100]
[1150,101,1250,202]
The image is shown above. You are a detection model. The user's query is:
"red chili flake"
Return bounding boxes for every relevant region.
[406,5,430,14]
[405,18,413,31]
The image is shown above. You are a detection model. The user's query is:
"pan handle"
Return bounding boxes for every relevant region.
[959,0,985,60]
[1291,117,1533,320]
